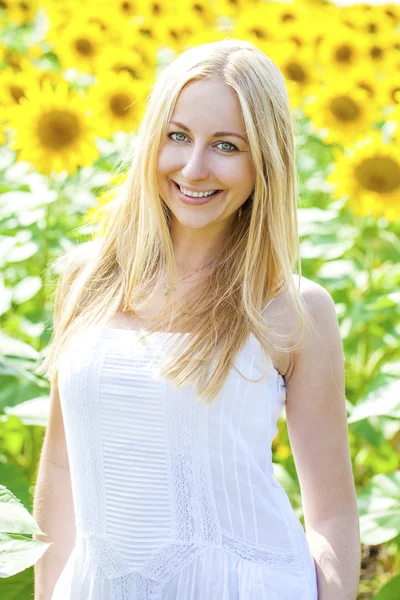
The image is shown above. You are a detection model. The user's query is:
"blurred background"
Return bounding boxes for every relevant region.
[0,1,399,598]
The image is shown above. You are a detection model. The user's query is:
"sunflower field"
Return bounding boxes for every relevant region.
[0,0,399,598]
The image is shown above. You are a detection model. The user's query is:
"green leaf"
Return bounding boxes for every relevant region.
[0,533,50,578]
[5,242,39,264]
[0,564,33,597]
[0,279,12,316]
[13,277,42,304]
[0,464,32,513]
[357,471,400,545]
[348,379,400,424]
[0,334,38,360]
[373,574,400,599]
[5,397,49,427]
[0,486,44,536]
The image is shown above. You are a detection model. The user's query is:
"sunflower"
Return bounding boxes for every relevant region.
[113,0,142,19]
[338,62,381,104]
[0,67,32,111]
[326,132,400,221]
[363,32,397,72]
[0,62,60,117]
[342,3,397,38]
[73,4,127,43]
[126,11,162,46]
[87,71,149,138]
[231,5,279,50]
[100,43,155,82]
[381,3,400,27]
[268,40,319,110]
[179,0,218,27]
[2,0,39,25]
[138,0,173,20]
[7,79,100,177]
[155,14,204,53]
[47,20,107,75]
[377,72,400,109]
[41,0,113,36]
[316,29,368,75]
[263,0,324,47]
[1,48,31,71]
[302,80,379,146]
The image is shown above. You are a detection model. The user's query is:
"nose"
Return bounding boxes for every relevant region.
[181,145,210,181]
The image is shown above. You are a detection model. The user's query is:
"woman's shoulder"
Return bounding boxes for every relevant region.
[264,274,321,376]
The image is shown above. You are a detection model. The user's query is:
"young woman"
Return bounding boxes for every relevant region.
[34,39,360,600]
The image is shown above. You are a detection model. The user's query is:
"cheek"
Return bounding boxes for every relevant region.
[157,146,177,174]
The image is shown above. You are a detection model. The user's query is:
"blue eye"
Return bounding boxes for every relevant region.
[167,132,238,153]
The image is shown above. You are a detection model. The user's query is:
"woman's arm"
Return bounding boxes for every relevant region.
[33,381,76,600]
[306,511,360,600]
[285,280,361,599]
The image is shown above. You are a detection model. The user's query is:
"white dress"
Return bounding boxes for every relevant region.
[51,301,319,599]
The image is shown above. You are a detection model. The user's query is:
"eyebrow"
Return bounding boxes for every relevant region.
[169,121,248,144]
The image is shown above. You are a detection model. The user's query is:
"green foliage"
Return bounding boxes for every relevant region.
[0,485,50,580]
[1,27,400,600]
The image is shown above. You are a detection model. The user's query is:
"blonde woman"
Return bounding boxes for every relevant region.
[33,39,360,600]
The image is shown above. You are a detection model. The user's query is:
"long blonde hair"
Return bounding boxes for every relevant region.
[40,38,314,404]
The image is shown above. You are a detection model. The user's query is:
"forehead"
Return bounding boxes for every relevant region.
[171,79,246,133]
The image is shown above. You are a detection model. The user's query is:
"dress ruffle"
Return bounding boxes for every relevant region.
[52,533,318,600]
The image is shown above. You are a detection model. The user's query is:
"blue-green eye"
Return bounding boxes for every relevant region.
[169,132,186,143]
[167,132,238,153]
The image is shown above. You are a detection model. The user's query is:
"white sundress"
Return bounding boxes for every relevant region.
[51,300,319,599]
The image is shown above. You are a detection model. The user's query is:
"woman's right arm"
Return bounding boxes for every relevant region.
[32,242,95,599]
[32,379,76,600]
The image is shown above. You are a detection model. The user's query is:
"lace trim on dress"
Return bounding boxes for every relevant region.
[164,378,221,543]
[220,529,302,570]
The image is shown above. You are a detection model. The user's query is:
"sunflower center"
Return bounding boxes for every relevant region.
[335,44,353,63]
[152,2,162,15]
[355,157,400,194]
[330,96,359,122]
[11,85,26,104]
[109,93,133,117]
[75,38,95,57]
[121,1,134,15]
[392,87,400,104]
[370,45,383,59]
[37,110,80,149]
[281,12,295,22]
[249,27,268,40]
[286,61,307,83]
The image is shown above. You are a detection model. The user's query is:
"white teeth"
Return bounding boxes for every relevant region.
[178,184,217,198]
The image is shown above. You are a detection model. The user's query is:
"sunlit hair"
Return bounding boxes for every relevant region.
[39,38,316,404]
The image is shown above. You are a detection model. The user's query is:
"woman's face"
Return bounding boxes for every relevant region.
[157,79,256,232]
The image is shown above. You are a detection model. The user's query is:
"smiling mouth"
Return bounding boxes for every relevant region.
[172,180,221,195]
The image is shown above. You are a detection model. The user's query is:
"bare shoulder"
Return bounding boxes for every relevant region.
[265,275,334,377]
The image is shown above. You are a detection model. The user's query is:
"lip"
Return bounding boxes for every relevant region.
[171,180,223,206]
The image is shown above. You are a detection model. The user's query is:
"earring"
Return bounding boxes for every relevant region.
[238,207,242,220]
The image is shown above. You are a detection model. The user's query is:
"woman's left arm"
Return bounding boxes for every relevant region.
[285,280,361,600]
[306,510,361,600]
